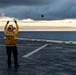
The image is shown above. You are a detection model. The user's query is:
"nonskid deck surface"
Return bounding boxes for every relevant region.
[0,39,76,75]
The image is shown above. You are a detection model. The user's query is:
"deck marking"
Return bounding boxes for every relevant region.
[0,45,5,46]
[22,44,48,58]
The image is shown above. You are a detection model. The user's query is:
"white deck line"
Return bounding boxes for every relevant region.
[22,44,48,58]
[16,38,76,44]
[0,45,5,47]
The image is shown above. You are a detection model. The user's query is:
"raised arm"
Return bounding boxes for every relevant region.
[14,20,19,35]
[4,21,9,35]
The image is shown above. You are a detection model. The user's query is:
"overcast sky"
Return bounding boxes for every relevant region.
[0,0,76,20]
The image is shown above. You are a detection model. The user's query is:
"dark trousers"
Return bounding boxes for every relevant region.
[6,46,18,66]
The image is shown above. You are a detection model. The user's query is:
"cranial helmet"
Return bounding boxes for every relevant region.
[7,25,16,31]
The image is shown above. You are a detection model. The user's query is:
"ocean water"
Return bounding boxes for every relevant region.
[0,31,76,41]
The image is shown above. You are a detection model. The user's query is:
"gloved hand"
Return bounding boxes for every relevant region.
[7,21,9,24]
[14,20,17,23]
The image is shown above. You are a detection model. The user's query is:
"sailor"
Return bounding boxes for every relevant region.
[4,20,19,68]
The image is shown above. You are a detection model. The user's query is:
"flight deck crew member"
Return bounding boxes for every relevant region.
[4,20,19,68]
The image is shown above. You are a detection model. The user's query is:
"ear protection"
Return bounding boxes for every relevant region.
[7,25,16,31]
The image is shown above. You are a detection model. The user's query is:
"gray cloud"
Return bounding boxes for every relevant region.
[0,0,76,20]
[0,0,55,6]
